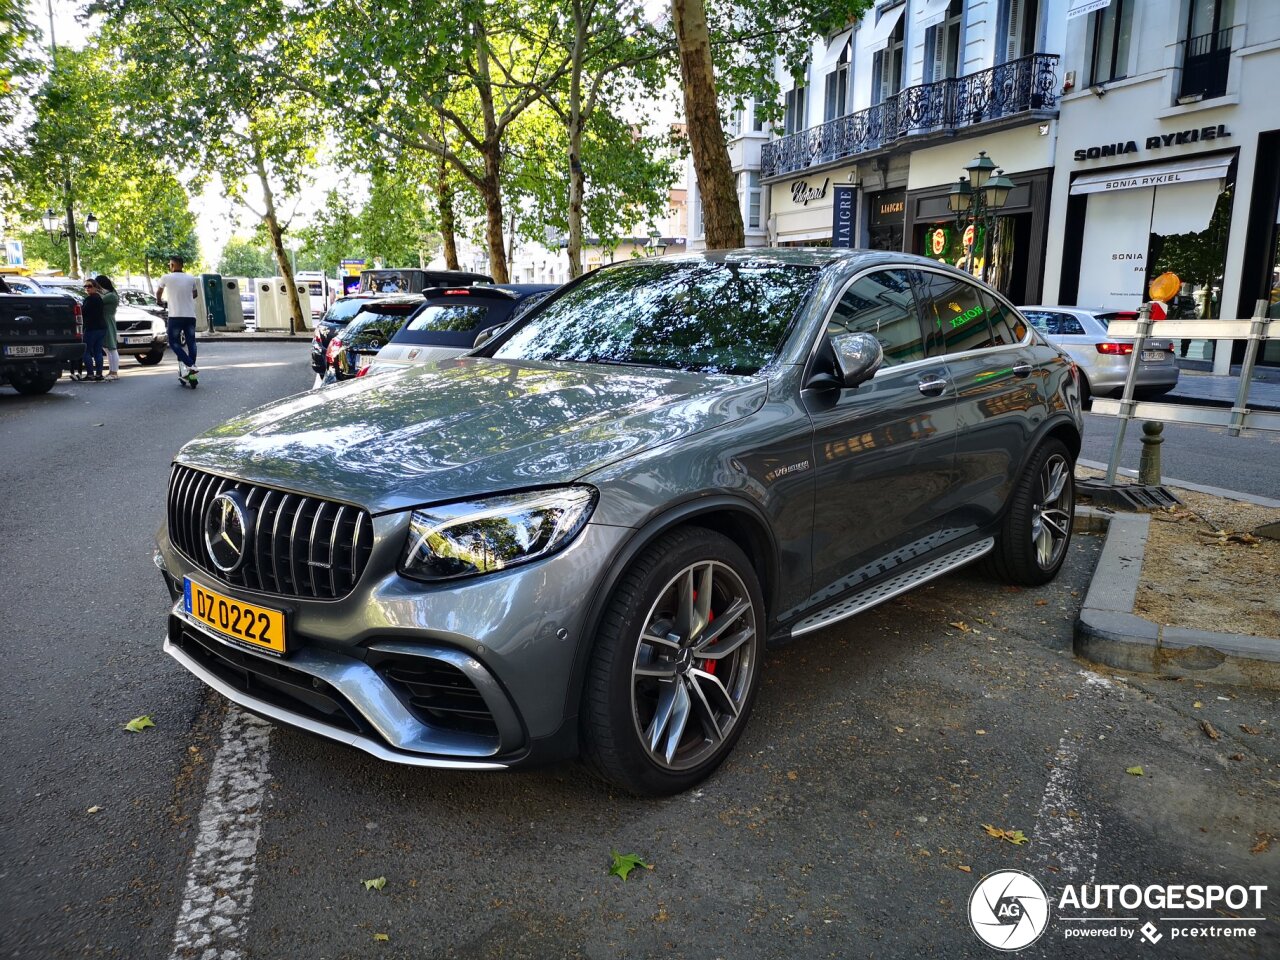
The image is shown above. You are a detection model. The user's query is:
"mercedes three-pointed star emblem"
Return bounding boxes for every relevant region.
[203,491,253,573]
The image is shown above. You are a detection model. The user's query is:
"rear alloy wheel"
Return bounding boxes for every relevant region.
[985,439,1074,586]
[582,528,763,795]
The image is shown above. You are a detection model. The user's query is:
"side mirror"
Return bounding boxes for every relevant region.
[831,331,884,387]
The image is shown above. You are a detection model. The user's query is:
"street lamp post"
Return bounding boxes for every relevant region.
[42,208,99,278]
[946,150,1014,283]
[644,228,668,258]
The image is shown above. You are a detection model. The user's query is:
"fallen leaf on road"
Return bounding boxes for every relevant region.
[895,726,905,734]
[981,825,1029,845]
[975,729,987,736]
[1239,725,1260,735]
[1035,599,1048,606]
[373,933,390,942]
[609,851,652,881]
[124,715,155,733]
[786,770,798,781]
[1228,753,1244,761]
[948,621,970,632]
[1126,766,1145,776]
[1199,720,1220,740]
[1193,701,1203,709]
[87,806,101,814]
[1251,834,1273,855]
[957,865,972,873]
[363,877,387,891]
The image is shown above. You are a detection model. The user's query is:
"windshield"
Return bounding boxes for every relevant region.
[322,299,371,325]
[493,259,819,375]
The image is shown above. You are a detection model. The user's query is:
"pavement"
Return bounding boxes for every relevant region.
[1165,363,1280,412]
[2,341,1277,959]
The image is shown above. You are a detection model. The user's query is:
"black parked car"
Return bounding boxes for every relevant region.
[366,283,557,376]
[310,294,383,374]
[359,268,492,295]
[320,297,423,384]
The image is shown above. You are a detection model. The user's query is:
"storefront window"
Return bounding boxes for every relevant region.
[916,218,1017,292]
[1149,186,1232,358]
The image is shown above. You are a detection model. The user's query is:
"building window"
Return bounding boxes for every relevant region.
[1088,0,1132,85]
[999,0,1040,63]
[784,86,807,136]
[752,104,765,132]
[924,1,963,84]
[872,16,905,105]
[1181,0,1235,100]
[824,51,849,122]
[747,172,762,230]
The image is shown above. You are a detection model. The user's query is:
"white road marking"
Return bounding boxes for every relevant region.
[1033,735,1101,883]
[169,708,272,960]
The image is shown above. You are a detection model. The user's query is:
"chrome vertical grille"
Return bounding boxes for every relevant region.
[166,464,373,600]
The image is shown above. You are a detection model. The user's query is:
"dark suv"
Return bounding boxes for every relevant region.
[157,250,1082,795]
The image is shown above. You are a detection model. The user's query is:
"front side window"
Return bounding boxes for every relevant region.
[828,269,924,367]
[494,258,820,376]
[916,271,1000,356]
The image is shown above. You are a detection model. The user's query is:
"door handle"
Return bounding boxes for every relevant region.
[1012,362,1033,378]
[918,377,948,396]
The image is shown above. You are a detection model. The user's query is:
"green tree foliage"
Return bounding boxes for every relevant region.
[95,0,326,331]
[297,189,360,275]
[217,237,274,278]
[359,162,438,268]
[6,43,198,278]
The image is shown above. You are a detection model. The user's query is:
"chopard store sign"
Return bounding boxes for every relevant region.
[1073,125,1230,161]
[791,177,830,206]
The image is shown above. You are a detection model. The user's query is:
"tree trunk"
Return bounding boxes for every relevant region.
[565,0,586,279]
[473,20,509,283]
[672,0,743,249]
[479,143,509,283]
[253,145,305,334]
[143,259,153,293]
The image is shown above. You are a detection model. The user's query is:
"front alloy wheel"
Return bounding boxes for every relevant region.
[1031,453,1072,571]
[583,528,764,795]
[985,437,1075,586]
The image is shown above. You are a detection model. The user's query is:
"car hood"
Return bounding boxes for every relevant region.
[177,357,766,513]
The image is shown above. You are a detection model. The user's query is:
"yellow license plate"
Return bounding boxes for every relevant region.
[184,578,287,655]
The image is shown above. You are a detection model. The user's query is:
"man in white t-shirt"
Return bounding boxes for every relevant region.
[155,256,201,384]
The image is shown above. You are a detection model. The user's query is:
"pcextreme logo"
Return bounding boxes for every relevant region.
[969,873,1269,950]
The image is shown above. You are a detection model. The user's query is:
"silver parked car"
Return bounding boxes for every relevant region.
[1019,306,1179,403]
[157,251,1083,795]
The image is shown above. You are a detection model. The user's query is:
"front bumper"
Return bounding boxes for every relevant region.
[157,515,634,767]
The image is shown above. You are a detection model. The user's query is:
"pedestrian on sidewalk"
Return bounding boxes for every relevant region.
[80,278,106,381]
[95,274,121,381]
[156,255,200,385]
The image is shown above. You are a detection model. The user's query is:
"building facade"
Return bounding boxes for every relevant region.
[762,0,1067,305]
[1043,0,1280,370]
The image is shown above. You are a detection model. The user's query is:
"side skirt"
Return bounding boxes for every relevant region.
[788,537,994,638]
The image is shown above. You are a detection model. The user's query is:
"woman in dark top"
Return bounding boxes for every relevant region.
[80,278,106,382]
[95,275,121,381]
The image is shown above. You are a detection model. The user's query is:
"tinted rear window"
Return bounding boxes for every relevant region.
[393,300,516,347]
[345,309,414,346]
[321,299,371,325]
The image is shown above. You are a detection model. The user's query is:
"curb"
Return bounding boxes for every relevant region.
[1073,506,1280,690]
[201,333,310,343]
[1075,460,1280,508]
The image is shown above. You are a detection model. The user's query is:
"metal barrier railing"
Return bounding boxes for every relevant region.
[1089,300,1278,484]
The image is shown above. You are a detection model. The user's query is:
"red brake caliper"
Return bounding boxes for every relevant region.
[701,604,717,675]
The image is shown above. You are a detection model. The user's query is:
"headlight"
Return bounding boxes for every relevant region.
[400,486,596,581]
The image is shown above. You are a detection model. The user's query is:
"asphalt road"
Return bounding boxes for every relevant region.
[1081,413,1280,502]
[2,343,1276,959]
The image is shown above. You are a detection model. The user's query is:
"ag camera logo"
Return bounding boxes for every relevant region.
[969,870,1051,951]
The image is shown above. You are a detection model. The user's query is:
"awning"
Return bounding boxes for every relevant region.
[863,4,906,51]
[820,28,853,69]
[916,0,951,30]
[1150,177,1223,235]
[1068,0,1112,19]
[1069,154,1233,195]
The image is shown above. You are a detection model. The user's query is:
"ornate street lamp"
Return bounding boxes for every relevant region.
[644,228,667,258]
[949,151,1012,281]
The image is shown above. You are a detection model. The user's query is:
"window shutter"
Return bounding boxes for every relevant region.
[1006,0,1025,62]
[872,50,883,105]
[923,27,937,83]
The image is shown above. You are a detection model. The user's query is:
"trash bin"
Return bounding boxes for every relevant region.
[198,273,228,331]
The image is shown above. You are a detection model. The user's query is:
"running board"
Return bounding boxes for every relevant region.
[790,537,994,638]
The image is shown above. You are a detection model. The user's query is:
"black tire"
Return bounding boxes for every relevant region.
[984,438,1075,586]
[11,371,60,395]
[581,527,765,795]
[1077,373,1091,409]
[136,348,165,366]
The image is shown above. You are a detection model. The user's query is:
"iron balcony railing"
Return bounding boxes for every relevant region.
[1180,26,1234,101]
[762,52,1060,179]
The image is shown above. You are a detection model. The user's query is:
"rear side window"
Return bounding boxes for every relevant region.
[828,269,924,367]
[916,271,995,356]
[1024,311,1084,336]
